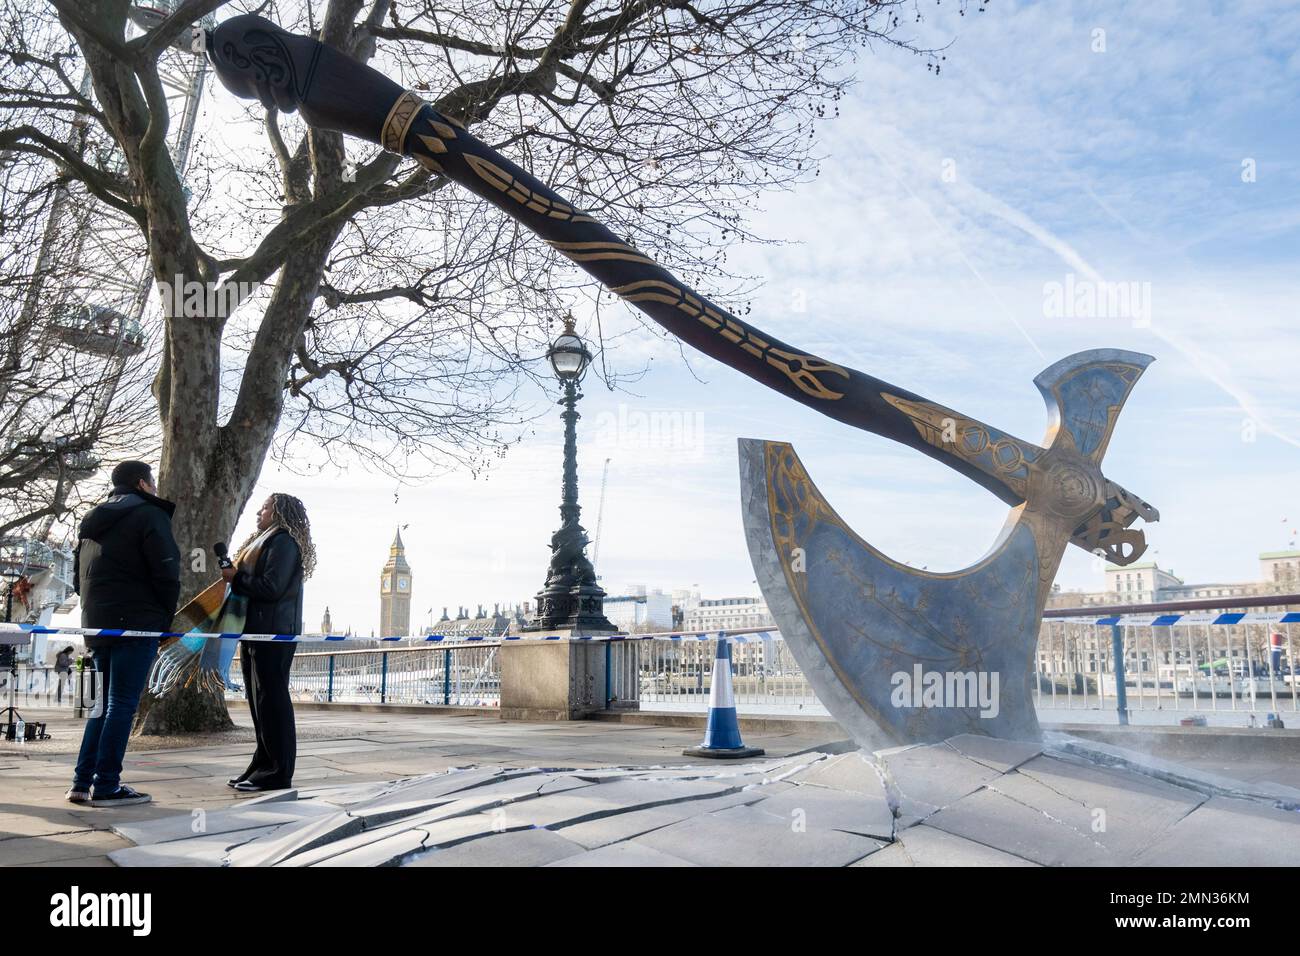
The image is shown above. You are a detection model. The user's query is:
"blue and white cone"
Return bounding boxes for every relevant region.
[683,638,764,759]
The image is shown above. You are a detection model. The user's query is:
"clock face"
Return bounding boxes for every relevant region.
[381,578,391,593]
[397,577,409,591]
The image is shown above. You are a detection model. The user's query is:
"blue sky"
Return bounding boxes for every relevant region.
[231,0,1300,636]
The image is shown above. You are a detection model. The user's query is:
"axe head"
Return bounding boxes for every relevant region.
[1032,349,1159,566]
[739,349,1159,749]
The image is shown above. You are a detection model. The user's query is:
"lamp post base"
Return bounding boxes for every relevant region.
[523,588,617,634]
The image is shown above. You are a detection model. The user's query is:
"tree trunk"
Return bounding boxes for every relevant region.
[133,230,339,736]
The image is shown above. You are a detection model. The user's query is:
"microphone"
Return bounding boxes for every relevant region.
[214,542,234,570]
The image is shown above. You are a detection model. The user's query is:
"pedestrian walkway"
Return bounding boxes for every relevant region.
[0,707,842,866]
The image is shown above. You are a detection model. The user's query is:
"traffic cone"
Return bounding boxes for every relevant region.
[683,638,764,759]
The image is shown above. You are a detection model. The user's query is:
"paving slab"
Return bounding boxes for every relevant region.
[110,801,337,846]
[0,808,97,838]
[545,840,700,867]
[925,758,1204,866]
[404,827,587,867]
[16,710,1294,868]
[225,808,366,866]
[855,823,1038,867]
[554,785,788,849]
[1132,796,1300,866]
[1,828,131,865]
[237,788,301,805]
[269,807,463,867]
[635,803,886,866]
[301,828,430,867]
[405,814,522,856]
[876,742,1004,826]
[109,825,284,867]
[19,854,119,867]
[943,735,1043,774]
[786,752,885,795]
[746,783,895,840]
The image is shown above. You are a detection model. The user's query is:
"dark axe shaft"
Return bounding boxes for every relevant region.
[202,15,1154,558]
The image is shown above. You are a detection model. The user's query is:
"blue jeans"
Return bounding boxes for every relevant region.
[72,639,159,795]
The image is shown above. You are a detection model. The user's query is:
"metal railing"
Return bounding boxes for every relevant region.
[12,597,1293,728]
[608,635,826,715]
[1034,617,1297,720]
[224,643,501,708]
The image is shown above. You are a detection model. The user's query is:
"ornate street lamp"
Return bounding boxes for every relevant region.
[525,315,617,634]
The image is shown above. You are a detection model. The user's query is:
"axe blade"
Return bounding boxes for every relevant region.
[739,350,1157,747]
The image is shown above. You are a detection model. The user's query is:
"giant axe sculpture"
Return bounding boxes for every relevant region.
[203,15,1158,746]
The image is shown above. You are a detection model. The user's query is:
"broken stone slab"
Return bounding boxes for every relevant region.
[545,840,699,867]
[786,751,885,796]
[745,782,895,841]
[876,742,1004,827]
[109,825,284,867]
[293,780,419,806]
[853,824,1038,867]
[225,808,367,867]
[634,803,886,866]
[1045,733,1300,810]
[350,796,460,830]
[925,757,1204,866]
[110,800,337,846]
[1015,754,1208,822]
[404,827,587,867]
[923,787,1112,866]
[944,735,1043,774]
[232,781,556,868]
[299,827,431,867]
[272,804,488,867]
[234,788,300,805]
[554,784,792,849]
[1132,796,1300,866]
[433,780,709,832]
[405,814,531,857]
[423,771,593,804]
[284,768,504,813]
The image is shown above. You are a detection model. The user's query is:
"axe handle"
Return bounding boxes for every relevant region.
[205,15,1028,508]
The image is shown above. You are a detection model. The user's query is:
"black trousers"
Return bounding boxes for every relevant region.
[239,642,297,788]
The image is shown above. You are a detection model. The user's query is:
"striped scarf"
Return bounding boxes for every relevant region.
[148,527,278,697]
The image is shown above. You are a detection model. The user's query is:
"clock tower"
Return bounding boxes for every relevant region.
[379,527,413,638]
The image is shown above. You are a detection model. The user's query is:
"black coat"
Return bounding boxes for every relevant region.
[75,485,181,645]
[232,529,304,635]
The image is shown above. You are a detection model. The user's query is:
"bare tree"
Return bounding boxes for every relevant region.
[2,0,945,731]
[0,121,160,547]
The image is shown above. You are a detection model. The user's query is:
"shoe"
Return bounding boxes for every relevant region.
[66,787,90,804]
[89,785,152,807]
[226,777,245,788]
[234,780,291,793]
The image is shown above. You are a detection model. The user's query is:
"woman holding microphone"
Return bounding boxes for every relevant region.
[222,493,315,793]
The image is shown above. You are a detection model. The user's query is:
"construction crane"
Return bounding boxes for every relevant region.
[591,457,612,580]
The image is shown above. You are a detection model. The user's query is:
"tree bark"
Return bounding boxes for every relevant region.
[133,224,341,736]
